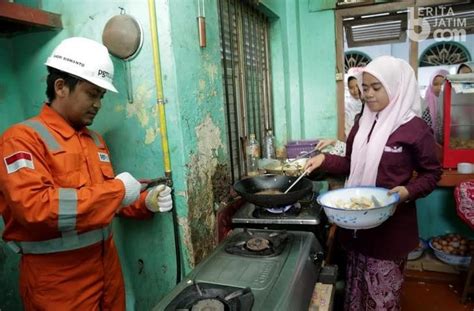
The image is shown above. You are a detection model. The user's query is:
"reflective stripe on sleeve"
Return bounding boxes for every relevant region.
[5,226,112,254]
[21,120,62,153]
[89,131,104,148]
[58,188,78,232]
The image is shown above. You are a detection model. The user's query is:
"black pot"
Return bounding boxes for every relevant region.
[233,174,313,208]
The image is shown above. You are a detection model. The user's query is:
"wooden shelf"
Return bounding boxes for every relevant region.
[438,169,474,187]
[0,1,62,37]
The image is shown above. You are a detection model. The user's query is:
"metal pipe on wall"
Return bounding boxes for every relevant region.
[147,0,171,177]
[147,0,182,283]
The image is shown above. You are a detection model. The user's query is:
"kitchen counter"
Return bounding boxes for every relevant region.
[437,169,474,187]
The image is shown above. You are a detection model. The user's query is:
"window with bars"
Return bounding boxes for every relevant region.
[218,0,273,182]
[344,51,372,72]
[419,42,471,67]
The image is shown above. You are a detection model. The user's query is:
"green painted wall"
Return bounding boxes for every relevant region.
[417,188,474,240]
[262,0,337,148]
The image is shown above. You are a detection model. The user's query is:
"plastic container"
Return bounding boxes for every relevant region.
[285,140,319,159]
[457,162,473,174]
[246,134,260,176]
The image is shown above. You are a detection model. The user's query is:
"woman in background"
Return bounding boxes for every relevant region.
[345,75,364,138]
[305,56,441,310]
[457,63,472,74]
[421,69,448,136]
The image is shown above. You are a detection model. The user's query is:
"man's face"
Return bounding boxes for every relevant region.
[62,80,106,129]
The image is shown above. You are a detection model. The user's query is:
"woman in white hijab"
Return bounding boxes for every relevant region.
[306,56,441,310]
[345,68,365,138]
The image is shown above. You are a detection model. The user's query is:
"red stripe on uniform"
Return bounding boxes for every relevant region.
[5,152,33,165]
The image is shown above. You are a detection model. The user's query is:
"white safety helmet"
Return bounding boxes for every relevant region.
[45,37,118,93]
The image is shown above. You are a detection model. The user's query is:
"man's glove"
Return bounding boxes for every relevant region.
[115,172,141,207]
[145,184,173,212]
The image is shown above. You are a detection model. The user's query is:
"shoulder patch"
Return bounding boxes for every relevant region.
[4,151,34,174]
[98,152,110,163]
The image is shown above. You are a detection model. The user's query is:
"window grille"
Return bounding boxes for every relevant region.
[344,51,372,72]
[419,42,471,67]
[219,0,273,182]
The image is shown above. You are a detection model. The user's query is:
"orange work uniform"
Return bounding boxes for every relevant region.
[0,104,152,310]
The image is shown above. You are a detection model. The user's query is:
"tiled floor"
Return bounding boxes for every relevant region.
[401,270,474,311]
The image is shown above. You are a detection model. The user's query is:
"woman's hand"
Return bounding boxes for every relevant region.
[304,154,326,174]
[388,186,410,202]
[316,139,337,151]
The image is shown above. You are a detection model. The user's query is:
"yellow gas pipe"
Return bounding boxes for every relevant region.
[148,0,171,178]
[147,0,182,283]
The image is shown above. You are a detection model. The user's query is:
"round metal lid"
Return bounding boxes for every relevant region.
[102,14,143,60]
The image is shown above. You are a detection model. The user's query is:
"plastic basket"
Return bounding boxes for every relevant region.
[285,140,319,159]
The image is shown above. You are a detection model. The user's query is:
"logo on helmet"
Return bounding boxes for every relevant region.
[98,69,112,79]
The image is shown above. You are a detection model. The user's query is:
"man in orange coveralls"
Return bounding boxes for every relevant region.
[0,37,173,310]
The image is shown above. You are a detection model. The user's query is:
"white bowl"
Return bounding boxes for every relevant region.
[429,239,472,267]
[317,187,399,230]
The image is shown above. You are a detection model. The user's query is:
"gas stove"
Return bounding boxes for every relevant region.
[229,181,327,237]
[153,228,324,311]
[232,200,321,226]
[225,228,289,257]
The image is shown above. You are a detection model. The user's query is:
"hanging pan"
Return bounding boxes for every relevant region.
[102,13,144,60]
[102,12,144,103]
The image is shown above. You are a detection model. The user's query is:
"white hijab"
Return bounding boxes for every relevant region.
[347,56,420,186]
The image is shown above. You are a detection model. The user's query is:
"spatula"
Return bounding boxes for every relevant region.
[283,168,310,194]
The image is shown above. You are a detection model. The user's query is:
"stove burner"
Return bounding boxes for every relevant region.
[246,237,270,251]
[191,298,224,311]
[255,202,302,218]
[164,283,254,311]
[225,229,289,257]
[265,204,292,214]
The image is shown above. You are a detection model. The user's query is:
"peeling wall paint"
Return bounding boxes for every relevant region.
[181,115,226,265]
[177,216,195,268]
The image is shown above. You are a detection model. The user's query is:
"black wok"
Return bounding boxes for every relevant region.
[233,174,313,208]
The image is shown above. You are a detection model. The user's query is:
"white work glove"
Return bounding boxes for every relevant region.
[115,172,141,207]
[145,184,173,212]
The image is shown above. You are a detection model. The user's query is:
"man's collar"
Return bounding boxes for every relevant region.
[39,104,84,139]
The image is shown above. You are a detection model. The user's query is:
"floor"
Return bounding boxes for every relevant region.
[401,270,474,311]
[331,262,474,311]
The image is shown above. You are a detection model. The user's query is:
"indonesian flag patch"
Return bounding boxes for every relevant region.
[4,151,34,174]
[98,152,110,163]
